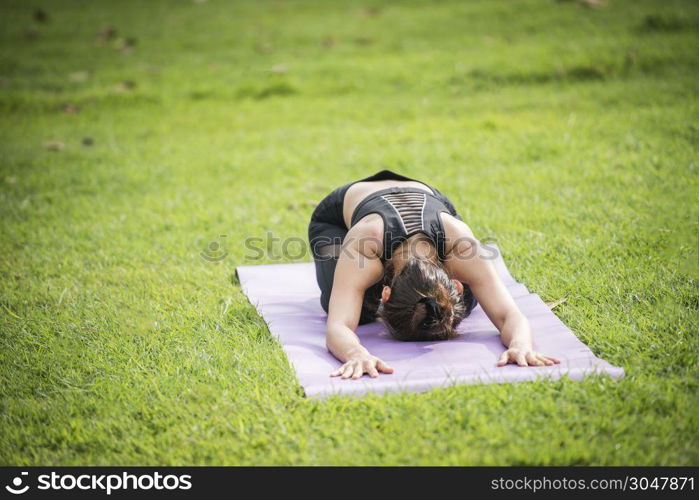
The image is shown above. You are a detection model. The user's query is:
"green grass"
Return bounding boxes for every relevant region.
[0,0,697,465]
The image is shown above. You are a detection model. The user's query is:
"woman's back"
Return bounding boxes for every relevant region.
[341,179,434,229]
[307,169,464,322]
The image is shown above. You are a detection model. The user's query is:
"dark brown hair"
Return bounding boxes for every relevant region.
[378,258,467,341]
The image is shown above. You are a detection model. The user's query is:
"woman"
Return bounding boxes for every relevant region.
[308,170,560,379]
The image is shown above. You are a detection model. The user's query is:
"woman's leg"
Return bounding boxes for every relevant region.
[310,176,421,324]
[309,220,346,313]
[308,184,382,323]
[308,185,350,314]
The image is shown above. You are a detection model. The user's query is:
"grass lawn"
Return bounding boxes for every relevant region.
[0,0,697,465]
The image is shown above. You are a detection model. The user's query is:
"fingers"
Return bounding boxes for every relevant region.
[330,362,348,377]
[496,350,562,368]
[341,362,356,379]
[534,353,561,365]
[536,353,553,366]
[526,352,544,367]
[331,358,395,379]
[376,359,394,374]
[536,353,556,366]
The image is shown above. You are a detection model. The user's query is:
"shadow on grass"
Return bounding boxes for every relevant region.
[636,14,697,33]
[449,52,697,90]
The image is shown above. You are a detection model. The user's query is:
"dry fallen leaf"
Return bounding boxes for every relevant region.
[61,103,80,114]
[269,63,288,74]
[580,0,606,7]
[546,297,568,310]
[360,8,381,17]
[115,80,137,92]
[69,71,90,82]
[42,141,65,151]
[97,26,118,42]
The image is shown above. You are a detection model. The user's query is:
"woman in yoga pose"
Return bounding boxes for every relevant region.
[308,170,560,379]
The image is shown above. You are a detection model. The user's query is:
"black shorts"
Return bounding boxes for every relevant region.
[307,170,476,324]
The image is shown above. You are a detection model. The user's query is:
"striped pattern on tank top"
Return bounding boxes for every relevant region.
[380,192,427,235]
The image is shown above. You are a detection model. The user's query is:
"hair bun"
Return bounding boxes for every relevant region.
[418,296,441,322]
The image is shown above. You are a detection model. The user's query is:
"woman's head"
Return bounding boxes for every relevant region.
[378,258,467,341]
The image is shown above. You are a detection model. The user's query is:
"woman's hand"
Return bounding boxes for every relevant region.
[497,346,561,367]
[331,354,394,379]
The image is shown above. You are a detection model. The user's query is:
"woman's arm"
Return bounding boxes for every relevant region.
[442,217,560,367]
[325,221,394,378]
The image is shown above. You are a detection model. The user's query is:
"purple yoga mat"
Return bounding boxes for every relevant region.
[236,246,623,397]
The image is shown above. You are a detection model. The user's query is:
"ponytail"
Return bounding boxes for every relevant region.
[379,258,469,341]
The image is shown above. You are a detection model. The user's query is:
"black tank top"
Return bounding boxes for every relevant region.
[350,186,457,261]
